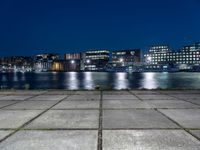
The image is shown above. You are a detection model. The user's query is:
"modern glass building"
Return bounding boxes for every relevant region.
[110,49,142,72]
[144,43,200,71]
[64,53,83,71]
[83,50,109,71]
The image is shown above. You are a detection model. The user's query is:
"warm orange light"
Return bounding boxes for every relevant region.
[53,62,60,71]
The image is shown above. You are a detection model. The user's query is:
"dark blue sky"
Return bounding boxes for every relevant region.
[0,0,200,56]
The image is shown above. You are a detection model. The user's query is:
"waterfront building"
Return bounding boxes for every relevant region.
[34,61,53,72]
[0,56,33,66]
[35,53,59,61]
[0,56,33,72]
[34,53,59,72]
[83,50,109,71]
[64,53,82,71]
[144,45,171,65]
[64,53,81,60]
[52,60,66,71]
[52,59,81,71]
[144,45,174,71]
[110,49,141,72]
[144,43,200,71]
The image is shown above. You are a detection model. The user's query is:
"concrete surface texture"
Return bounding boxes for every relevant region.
[0,90,199,150]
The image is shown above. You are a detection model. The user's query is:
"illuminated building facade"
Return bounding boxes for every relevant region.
[0,56,33,72]
[110,49,141,72]
[1,42,200,72]
[144,45,170,64]
[34,53,59,72]
[35,53,59,61]
[64,53,82,71]
[52,60,81,72]
[144,43,200,71]
[64,53,81,60]
[52,60,65,71]
[84,50,109,71]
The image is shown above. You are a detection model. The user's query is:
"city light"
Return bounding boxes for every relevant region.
[71,60,75,64]
[52,62,60,71]
[114,73,129,89]
[86,59,91,64]
[119,58,124,62]
[0,42,200,73]
[147,56,152,62]
[142,72,158,89]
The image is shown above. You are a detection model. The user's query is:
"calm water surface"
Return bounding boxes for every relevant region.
[0,72,200,90]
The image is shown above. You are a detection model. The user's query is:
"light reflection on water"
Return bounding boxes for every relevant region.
[114,73,129,90]
[68,72,79,90]
[141,72,158,89]
[0,72,200,89]
[83,72,94,89]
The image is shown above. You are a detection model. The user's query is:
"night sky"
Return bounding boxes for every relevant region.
[0,0,200,57]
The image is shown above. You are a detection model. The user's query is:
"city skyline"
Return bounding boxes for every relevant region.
[0,0,200,56]
[0,41,199,57]
[1,41,200,73]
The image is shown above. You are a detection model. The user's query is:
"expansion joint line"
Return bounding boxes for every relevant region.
[0,94,70,143]
[155,108,200,142]
[159,92,200,107]
[128,90,143,101]
[97,90,103,150]
[0,93,45,110]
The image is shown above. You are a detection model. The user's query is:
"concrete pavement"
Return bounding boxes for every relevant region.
[0,90,200,149]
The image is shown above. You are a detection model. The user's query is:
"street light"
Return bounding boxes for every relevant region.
[71,60,75,64]
[86,59,91,64]
[119,58,124,62]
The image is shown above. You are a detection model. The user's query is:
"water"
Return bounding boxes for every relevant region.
[0,72,200,90]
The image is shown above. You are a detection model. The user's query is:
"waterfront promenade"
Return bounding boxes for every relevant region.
[0,90,200,149]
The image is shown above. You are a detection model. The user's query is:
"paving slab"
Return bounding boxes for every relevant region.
[75,91,100,95]
[136,94,177,100]
[103,91,131,95]
[3,101,58,110]
[0,95,33,101]
[67,95,100,101]
[29,95,67,101]
[0,110,42,129]
[25,110,99,129]
[8,91,47,95]
[103,109,178,129]
[148,100,200,108]
[52,100,100,109]
[0,101,19,109]
[0,91,15,95]
[0,95,6,98]
[0,131,13,141]
[169,94,200,100]
[0,130,98,150]
[103,100,152,109]
[44,91,75,95]
[0,95,7,99]
[186,100,200,105]
[190,130,200,139]
[103,94,138,100]
[103,130,200,150]
[159,90,200,94]
[130,90,160,94]
[159,109,200,128]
